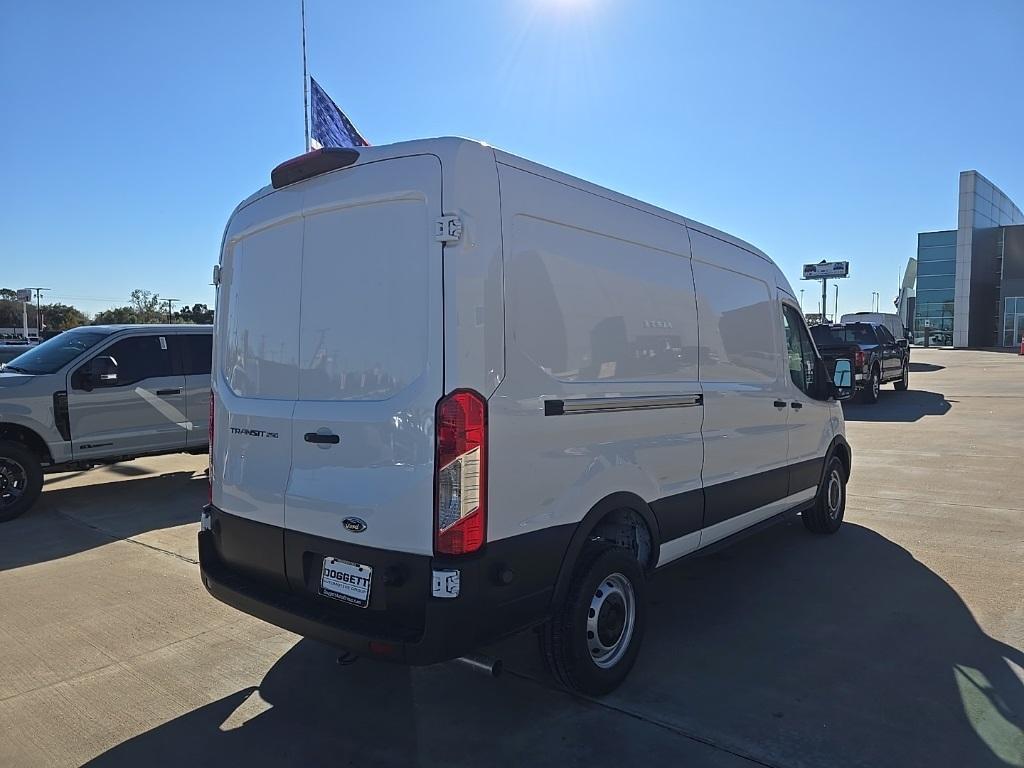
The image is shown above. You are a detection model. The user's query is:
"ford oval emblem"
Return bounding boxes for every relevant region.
[342,517,367,533]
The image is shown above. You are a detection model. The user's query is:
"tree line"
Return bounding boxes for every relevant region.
[0,288,213,336]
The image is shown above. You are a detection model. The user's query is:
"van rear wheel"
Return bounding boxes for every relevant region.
[802,456,846,535]
[540,545,647,696]
[0,441,43,523]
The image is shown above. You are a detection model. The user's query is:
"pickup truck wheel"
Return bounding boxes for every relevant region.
[540,545,647,696]
[894,364,909,391]
[0,441,43,523]
[861,366,880,403]
[802,456,846,534]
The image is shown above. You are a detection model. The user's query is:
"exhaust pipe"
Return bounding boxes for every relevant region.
[454,654,503,677]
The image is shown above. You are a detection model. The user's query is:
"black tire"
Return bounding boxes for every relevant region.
[894,364,909,391]
[540,545,647,696]
[0,440,44,523]
[802,455,846,534]
[861,366,880,403]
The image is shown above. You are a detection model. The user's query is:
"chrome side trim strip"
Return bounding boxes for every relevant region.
[544,394,703,416]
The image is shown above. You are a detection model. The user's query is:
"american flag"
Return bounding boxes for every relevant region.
[310,77,369,149]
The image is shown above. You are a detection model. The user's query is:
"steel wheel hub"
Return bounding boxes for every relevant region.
[587,572,636,669]
[827,469,843,519]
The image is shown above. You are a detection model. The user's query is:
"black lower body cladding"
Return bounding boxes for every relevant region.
[199,506,573,665]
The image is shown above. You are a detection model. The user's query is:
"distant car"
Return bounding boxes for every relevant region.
[0,342,36,366]
[0,324,212,521]
[811,322,909,403]
[912,329,952,347]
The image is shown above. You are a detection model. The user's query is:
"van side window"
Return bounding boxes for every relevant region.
[782,305,817,395]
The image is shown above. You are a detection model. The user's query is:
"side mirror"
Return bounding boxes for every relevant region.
[897,338,908,349]
[831,359,854,401]
[80,356,118,390]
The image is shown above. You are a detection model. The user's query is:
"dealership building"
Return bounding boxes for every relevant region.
[909,171,1024,348]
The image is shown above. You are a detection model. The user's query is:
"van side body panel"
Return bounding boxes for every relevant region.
[688,230,793,546]
[489,162,704,556]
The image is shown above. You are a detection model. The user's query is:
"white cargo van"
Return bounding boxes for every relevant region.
[200,138,854,695]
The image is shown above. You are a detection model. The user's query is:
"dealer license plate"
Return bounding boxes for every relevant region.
[320,557,372,608]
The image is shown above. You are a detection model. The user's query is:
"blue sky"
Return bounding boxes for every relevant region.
[2,0,1022,318]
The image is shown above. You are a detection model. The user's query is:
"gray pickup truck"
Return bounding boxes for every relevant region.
[0,325,212,521]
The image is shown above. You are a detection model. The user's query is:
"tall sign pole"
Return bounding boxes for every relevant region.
[802,261,849,324]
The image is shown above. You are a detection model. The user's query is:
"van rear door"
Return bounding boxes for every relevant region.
[284,155,444,557]
[214,183,304,536]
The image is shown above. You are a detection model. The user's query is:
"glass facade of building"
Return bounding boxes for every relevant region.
[914,230,956,344]
[1003,296,1024,348]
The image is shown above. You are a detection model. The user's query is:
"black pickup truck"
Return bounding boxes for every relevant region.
[810,322,909,403]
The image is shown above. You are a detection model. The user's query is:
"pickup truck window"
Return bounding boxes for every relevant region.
[1,329,108,374]
[95,335,176,386]
[876,325,896,344]
[810,324,878,346]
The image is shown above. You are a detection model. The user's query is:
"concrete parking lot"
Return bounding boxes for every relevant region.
[1,348,1021,768]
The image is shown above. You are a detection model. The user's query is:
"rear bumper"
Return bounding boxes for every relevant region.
[199,506,570,665]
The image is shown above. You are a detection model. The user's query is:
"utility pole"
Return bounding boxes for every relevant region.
[164,298,180,324]
[799,289,805,311]
[834,284,839,321]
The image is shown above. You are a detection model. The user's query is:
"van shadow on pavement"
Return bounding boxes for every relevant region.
[842,389,953,422]
[85,522,1023,768]
[0,470,206,571]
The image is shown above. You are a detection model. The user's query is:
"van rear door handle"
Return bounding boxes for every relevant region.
[790,401,803,410]
[156,388,182,396]
[304,432,340,445]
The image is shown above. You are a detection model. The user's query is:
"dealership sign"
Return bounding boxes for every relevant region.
[15,289,33,302]
[802,261,850,279]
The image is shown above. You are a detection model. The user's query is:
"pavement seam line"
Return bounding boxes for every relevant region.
[0,625,232,705]
[52,510,199,565]
[502,668,782,768]
[847,493,1024,513]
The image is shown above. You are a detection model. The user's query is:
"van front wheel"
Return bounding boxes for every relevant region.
[540,545,647,696]
[0,440,43,523]
[802,456,846,535]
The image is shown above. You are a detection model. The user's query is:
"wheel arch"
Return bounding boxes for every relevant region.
[550,492,661,609]
[0,422,53,465]
[823,435,851,482]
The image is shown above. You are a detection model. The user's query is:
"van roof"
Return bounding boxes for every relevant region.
[234,137,772,263]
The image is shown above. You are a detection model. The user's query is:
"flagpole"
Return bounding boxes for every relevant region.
[301,0,310,152]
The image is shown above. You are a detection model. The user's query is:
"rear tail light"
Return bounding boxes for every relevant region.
[854,351,865,369]
[208,389,214,505]
[434,390,487,556]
